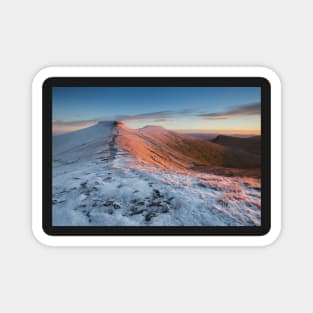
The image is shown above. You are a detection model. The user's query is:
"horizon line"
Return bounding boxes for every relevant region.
[52,120,260,136]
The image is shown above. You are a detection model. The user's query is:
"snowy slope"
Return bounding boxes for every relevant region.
[52,121,261,226]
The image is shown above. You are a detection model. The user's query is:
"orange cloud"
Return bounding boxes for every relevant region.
[53,120,98,135]
[198,102,260,120]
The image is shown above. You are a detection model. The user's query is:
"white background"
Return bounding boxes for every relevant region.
[0,0,311,312]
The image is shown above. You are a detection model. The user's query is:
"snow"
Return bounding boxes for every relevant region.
[52,122,261,226]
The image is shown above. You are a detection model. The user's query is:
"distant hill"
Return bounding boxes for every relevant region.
[211,135,261,155]
[116,122,260,173]
[181,133,219,141]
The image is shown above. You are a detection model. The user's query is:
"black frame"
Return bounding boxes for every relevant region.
[43,77,271,236]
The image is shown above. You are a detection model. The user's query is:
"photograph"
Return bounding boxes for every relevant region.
[2,0,307,310]
[52,86,262,227]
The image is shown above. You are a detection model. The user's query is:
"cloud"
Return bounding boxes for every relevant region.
[198,102,261,120]
[53,120,98,135]
[52,103,261,135]
[118,109,192,123]
[119,111,172,121]
[51,110,186,135]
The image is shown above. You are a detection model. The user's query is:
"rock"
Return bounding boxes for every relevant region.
[153,189,161,197]
[129,207,145,216]
[145,212,158,221]
[148,201,161,207]
[160,207,169,213]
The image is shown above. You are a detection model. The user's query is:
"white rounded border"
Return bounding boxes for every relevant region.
[32,66,281,247]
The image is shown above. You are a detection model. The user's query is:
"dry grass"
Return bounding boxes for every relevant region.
[117,123,261,177]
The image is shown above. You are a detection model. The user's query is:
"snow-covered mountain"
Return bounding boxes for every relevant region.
[52,121,261,226]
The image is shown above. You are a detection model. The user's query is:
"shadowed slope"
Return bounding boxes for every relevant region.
[53,121,115,166]
[212,135,261,155]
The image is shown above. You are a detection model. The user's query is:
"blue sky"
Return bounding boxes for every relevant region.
[52,86,261,135]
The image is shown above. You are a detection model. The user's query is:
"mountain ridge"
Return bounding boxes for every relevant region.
[53,121,260,177]
[52,120,261,226]
[116,121,260,176]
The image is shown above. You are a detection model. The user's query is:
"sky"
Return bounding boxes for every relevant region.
[52,86,261,135]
